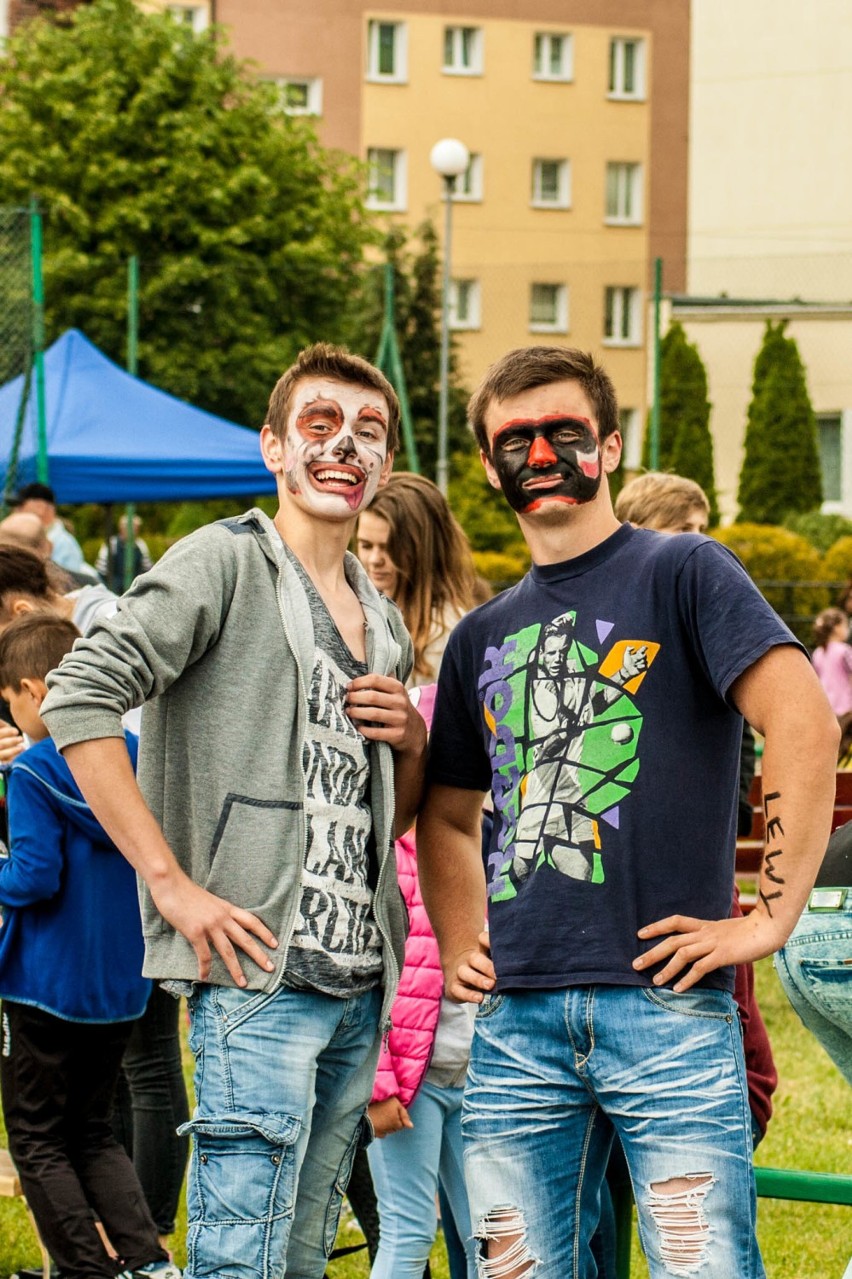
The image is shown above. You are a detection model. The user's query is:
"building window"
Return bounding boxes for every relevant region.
[366,149,407,211]
[443,26,483,75]
[605,162,643,224]
[533,32,573,81]
[531,159,571,209]
[608,37,646,100]
[604,286,641,345]
[450,279,481,330]
[619,408,642,470]
[367,20,407,82]
[818,413,843,504]
[454,153,484,202]
[166,4,208,32]
[272,77,323,116]
[529,283,568,333]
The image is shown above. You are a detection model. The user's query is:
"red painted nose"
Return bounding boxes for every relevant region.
[527,434,558,467]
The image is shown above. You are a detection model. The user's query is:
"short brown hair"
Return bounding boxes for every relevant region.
[0,612,80,692]
[614,472,710,530]
[0,545,54,620]
[813,607,848,650]
[468,346,620,454]
[265,343,401,453]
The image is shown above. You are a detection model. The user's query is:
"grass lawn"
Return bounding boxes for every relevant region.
[1,958,848,1278]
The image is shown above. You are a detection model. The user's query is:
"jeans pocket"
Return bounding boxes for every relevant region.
[322,1119,361,1257]
[212,984,280,1033]
[796,957,852,1023]
[640,986,735,1021]
[475,991,505,1020]
[184,1112,301,1278]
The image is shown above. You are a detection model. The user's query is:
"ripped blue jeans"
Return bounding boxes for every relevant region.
[462,986,764,1279]
[182,983,381,1279]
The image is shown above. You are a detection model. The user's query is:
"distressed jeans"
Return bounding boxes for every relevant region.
[182,983,381,1279]
[774,898,852,1086]
[462,986,764,1279]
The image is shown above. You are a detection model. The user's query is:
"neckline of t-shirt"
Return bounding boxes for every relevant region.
[529,522,633,583]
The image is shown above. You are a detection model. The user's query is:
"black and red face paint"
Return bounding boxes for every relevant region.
[489,414,603,514]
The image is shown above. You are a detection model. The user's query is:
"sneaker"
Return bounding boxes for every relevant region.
[118,1264,182,1279]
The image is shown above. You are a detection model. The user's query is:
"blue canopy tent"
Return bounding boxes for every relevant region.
[0,329,275,503]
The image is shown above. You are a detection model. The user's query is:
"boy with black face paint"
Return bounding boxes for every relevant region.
[417,346,838,1279]
[39,344,426,1279]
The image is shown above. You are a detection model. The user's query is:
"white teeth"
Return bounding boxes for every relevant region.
[315,469,358,484]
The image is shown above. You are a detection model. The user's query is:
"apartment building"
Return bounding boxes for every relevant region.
[214,0,690,450]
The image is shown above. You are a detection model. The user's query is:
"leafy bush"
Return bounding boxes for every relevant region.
[823,536,852,593]
[713,523,831,641]
[472,548,530,590]
[783,511,852,554]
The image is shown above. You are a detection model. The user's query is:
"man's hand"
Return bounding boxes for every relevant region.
[444,929,496,1003]
[150,870,278,987]
[633,911,785,993]
[345,674,427,755]
[0,721,25,765]
[368,1096,414,1138]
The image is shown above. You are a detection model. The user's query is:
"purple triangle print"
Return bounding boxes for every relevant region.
[596,619,614,643]
[601,806,620,829]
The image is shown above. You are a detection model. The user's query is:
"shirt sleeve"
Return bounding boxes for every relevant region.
[0,765,65,908]
[676,540,805,705]
[427,627,492,792]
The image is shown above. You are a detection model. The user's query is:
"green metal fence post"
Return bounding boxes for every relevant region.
[29,198,48,485]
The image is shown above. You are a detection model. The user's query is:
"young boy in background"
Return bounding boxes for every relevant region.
[0,612,177,1279]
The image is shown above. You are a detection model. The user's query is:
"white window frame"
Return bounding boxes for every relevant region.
[442,25,483,76]
[604,286,642,346]
[608,37,646,101]
[271,77,323,117]
[531,158,571,209]
[366,148,407,212]
[450,279,482,331]
[818,409,852,513]
[529,283,569,334]
[532,32,574,82]
[605,162,643,225]
[166,4,209,33]
[367,20,408,83]
[454,153,484,203]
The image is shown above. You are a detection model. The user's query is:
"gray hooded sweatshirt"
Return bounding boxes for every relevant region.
[41,509,413,1030]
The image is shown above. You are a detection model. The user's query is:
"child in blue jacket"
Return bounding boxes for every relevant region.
[0,612,178,1279]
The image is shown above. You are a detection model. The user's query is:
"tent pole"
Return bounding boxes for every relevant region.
[29,199,49,485]
[123,256,139,591]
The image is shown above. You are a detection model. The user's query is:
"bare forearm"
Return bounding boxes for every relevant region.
[62,738,182,888]
[418,799,487,966]
[392,742,426,837]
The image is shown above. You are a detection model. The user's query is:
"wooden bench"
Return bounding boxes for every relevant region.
[736,770,852,910]
[0,1146,51,1279]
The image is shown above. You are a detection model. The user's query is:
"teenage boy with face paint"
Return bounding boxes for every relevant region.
[417,346,838,1279]
[38,344,426,1279]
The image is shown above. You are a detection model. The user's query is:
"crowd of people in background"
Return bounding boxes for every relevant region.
[0,341,847,1279]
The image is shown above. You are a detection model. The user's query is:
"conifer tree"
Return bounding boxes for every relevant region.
[737,320,822,523]
[642,322,718,522]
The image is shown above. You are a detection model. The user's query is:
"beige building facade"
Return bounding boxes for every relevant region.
[213,0,691,452]
[686,0,852,520]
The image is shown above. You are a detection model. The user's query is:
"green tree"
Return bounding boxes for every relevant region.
[737,320,823,524]
[642,322,718,522]
[350,221,471,476]
[0,0,372,428]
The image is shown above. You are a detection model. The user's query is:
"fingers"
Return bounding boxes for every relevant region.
[445,946,496,1003]
[345,680,426,750]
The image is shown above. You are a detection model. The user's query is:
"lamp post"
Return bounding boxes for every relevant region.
[430,137,469,496]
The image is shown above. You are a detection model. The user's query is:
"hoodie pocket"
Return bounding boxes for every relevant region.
[204,794,303,912]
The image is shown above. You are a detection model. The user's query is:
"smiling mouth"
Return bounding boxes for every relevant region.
[310,465,364,489]
[523,473,566,491]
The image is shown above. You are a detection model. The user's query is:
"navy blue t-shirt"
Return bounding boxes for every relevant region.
[428,524,801,992]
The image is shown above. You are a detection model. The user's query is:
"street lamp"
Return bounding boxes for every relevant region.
[430,137,469,496]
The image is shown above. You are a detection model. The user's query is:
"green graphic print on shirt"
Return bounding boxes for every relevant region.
[480,609,659,902]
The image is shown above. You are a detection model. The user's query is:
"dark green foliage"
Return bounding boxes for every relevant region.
[0,0,373,428]
[642,322,718,523]
[349,222,471,477]
[783,511,852,554]
[737,321,823,524]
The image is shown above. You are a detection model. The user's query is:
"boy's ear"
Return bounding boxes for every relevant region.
[10,596,36,619]
[20,677,49,709]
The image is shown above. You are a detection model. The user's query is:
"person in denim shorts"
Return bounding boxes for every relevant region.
[418,345,839,1279]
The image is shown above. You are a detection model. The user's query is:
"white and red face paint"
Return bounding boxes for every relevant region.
[282,381,390,518]
[489,414,602,514]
